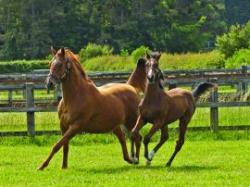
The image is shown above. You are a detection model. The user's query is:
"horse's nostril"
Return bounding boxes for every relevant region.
[47,81,54,90]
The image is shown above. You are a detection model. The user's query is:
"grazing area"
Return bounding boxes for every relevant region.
[1,107,250,132]
[0,133,250,187]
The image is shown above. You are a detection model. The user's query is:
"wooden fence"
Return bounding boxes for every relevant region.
[0,66,250,136]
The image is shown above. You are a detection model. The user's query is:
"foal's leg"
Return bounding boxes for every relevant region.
[37,125,81,170]
[113,126,133,164]
[166,118,189,167]
[143,122,162,164]
[147,126,169,163]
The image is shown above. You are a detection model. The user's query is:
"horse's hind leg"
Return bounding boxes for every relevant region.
[62,142,69,169]
[37,125,81,170]
[166,118,189,167]
[147,126,169,163]
[130,133,142,164]
[113,126,133,164]
[61,126,69,169]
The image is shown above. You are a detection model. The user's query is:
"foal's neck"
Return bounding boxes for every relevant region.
[144,81,162,99]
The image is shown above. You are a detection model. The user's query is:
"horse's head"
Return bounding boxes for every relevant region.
[145,52,164,89]
[46,47,71,89]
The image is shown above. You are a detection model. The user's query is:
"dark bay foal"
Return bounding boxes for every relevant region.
[131,52,215,167]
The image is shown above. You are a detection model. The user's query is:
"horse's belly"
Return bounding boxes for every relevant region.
[81,112,125,133]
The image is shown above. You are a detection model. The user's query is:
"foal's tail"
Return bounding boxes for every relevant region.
[127,58,147,93]
[192,82,216,100]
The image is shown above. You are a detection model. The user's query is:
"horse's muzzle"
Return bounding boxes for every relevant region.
[147,74,154,83]
[46,75,57,90]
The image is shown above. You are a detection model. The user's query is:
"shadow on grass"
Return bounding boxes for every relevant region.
[80,164,218,174]
[167,165,219,172]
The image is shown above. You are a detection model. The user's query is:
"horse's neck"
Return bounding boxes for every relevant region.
[144,82,162,100]
[127,68,146,93]
[61,65,97,104]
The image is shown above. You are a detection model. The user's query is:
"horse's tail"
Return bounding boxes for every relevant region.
[192,82,216,100]
[127,58,147,93]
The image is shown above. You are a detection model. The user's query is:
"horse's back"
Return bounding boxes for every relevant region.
[164,88,196,121]
[99,83,140,127]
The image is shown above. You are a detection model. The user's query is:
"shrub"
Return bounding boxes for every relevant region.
[0,60,48,73]
[131,46,151,63]
[216,21,250,58]
[120,49,129,57]
[159,51,224,70]
[225,49,250,68]
[83,55,134,72]
[79,43,113,62]
[83,51,224,72]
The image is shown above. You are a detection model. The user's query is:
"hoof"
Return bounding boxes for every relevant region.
[37,166,45,171]
[62,166,68,170]
[146,159,151,166]
[131,156,139,164]
[166,162,171,167]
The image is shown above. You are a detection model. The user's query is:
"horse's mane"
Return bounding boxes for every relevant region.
[65,49,88,80]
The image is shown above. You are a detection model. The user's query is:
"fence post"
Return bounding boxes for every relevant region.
[8,90,13,105]
[26,83,35,136]
[241,65,248,94]
[210,86,218,132]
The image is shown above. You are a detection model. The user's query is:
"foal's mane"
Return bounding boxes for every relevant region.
[65,49,88,79]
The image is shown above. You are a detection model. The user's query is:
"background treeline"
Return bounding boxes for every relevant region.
[0,0,249,60]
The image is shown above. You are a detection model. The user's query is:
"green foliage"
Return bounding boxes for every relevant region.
[83,51,224,72]
[159,51,225,70]
[0,50,225,73]
[0,60,48,73]
[79,43,113,62]
[225,49,250,68]
[83,55,134,72]
[216,21,250,58]
[0,0,227,59]
[131,46,151,63]
[120,49,129,57]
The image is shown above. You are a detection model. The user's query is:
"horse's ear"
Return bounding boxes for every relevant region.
[137,58,146,68]
[145,51,150,60]
[51,46,57,56]
[156,52,161,61]
[60,47,65,57]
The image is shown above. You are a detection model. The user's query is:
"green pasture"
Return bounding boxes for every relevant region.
[0,134,250,187]
[0,106,250,132]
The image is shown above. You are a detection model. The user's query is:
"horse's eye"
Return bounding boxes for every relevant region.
[153,63,158,68]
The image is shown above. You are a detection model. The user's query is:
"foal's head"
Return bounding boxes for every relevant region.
[46,47,72,89]
[145,52,164,89]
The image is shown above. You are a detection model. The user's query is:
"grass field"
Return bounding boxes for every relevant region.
[1,106,250,132]
[0,133,250,187]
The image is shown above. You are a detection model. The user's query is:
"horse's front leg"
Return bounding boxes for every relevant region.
[147,125,169,164]
[37,124,81,170]
[143,121,162,165]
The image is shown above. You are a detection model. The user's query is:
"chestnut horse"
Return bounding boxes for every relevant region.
[38,48,146,170]
[131,52,215,167]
